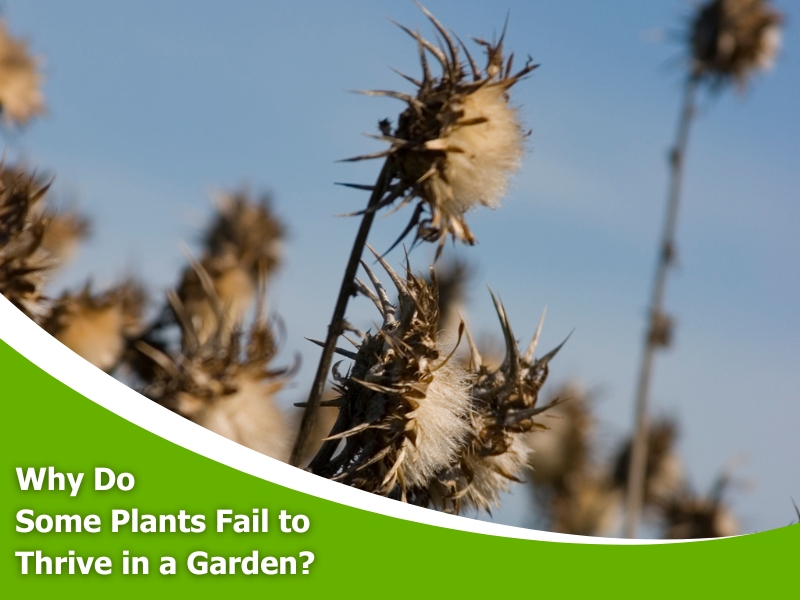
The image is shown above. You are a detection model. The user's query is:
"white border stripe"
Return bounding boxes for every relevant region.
[1,295,688,544]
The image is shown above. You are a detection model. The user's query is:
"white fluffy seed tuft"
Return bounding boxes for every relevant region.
[433,85,524,216]
[403,352,473,487]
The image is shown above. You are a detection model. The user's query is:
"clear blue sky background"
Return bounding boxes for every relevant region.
[4,0,798,534]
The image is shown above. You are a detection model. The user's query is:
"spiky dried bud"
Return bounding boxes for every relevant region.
[691,0,782,88]
[347,6,535,255]
[0,165,54,321]
[0,20,45,125]
[137,292,294,462]
[613,418,684,507]
[311,250,473,498]
[43,280,145,372]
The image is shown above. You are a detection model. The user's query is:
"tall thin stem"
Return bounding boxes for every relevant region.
[289,162,393,467]
[623,76,698,538]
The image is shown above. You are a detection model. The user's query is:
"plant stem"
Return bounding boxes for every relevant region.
[623,76,698,538]
[289,162,393,467]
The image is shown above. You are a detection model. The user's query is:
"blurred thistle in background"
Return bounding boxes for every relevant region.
[623,0,783,537]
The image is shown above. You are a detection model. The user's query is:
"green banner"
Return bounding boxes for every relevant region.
[1,336,798,598]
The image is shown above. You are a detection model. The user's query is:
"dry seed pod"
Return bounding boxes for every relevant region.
[137,292,294,462]
[0,19,45,126]
[346,5,535,256]
[691,0,782,88]
[613,418,684,507]
[0,165,54,321]
[310,249,473,497]
[44,280,145,372]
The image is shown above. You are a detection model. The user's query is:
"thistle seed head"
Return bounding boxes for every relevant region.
[690,0,783,88]
[0,20,45,126]
[44,280,145,372]
[316,250,473,497]
[349,6,536,256]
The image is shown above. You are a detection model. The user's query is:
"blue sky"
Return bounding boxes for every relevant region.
[3,0,798,534]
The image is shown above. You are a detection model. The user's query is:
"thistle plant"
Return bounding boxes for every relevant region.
[305,250,563,513]
[624,0,782,538]
[293,4,536,467]
[0,20,45,126]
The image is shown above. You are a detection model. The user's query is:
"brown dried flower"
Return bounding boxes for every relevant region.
[691,0,782,88]
[346,6,536,255]
[0,20,45,125]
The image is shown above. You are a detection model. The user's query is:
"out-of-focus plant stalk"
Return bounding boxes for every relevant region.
[624,76,698,538]
[290,162,392,466]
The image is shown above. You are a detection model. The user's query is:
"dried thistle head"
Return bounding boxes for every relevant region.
[348,6,535,256]
[137,292,294,461]
[444,301,563,512]
[613,418,684,507]
[0,165,54,321]
[313,249,474,497]
[690,0,783,88]
[0,20,45,126]
[43,280,145,372]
